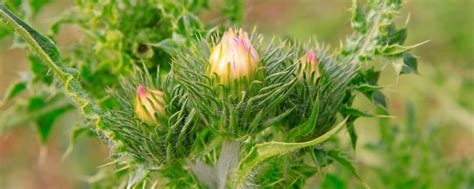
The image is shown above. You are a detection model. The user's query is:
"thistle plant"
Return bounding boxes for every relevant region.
[0,0,421,188]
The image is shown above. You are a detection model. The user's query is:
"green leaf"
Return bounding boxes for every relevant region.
[29,0,50,16]
[230,118,348,188]
[346,121,358,150]
[351,0,366,33]
[150,38,179,55]
[61,123,89,161]
[0,22,12,39]
[327,150,361,180]
[0,5,61,71]
[361,68,380,85]
[400,53,418,75]
[354,84,382,93]
[26,96,70,143]
[379,41,428,57]
[311,148,332,168]
[223,0,243,25]
[36,105,69,143]
[373,91,387,109]
[340,106,373,117]
[2,80,27,102]
[381,24,407,45]
[28,54,53,84]
[1,95,72,134]
[176,14,201,36]
[387,28,407,45]
[321,174,346,189]
[28,96,46,110]
[286,99,320,140]
[379,44,412,57]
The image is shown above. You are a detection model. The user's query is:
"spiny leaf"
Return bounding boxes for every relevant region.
[36,105,70,143]
[230,118,348,188]
[340,106,373,117]
[327,150,362,181]
[0,6,62,70]
[354,84,382,93]
[373,91,387,109]
[286,97,320,140]
[346,121,358,150]
[1,80,26,102]
[0,95,72,134]
[385,26,407,45]
[400,53,418,75]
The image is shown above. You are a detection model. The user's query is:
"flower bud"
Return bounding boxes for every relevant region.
[298,50,320,83]
[209,28,260,85]
[134,85,166,125]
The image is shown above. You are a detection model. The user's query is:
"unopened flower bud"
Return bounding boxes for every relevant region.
[134,85,166,125]
[298,50,320,82]
[209,28,260,85]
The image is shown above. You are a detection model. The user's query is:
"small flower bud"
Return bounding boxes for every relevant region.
[134,85,166,125]
[298,50,320,83]
[209,28,260,85]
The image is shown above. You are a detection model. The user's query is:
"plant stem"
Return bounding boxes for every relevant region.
[189,139,240,189]
[217,140,240,189]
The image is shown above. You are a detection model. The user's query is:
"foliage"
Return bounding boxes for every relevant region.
[0,0,208,139]
[0,0,424,188]
[316,101,474,189]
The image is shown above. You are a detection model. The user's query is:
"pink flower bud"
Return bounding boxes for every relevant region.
[209,28,260,85]
[298,50,320,82]
[134,85,166,125]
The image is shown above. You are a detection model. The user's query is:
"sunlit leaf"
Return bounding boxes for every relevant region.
[36,105,69,143]
[2,80,26,102]
[400,53,418,75]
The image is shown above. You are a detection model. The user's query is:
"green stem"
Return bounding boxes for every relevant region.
[349,0,388,65]
[189,139,240,189]
[0,5,119,145]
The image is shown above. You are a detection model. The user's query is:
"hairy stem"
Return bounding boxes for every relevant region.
[189,139,240,189]
[217,140,240,189]
[350,0,387,65]
[0,5,118,145]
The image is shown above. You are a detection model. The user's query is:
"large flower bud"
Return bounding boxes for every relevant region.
[134,85,166,125]
[298,50,320,83]
[209,28,260,85]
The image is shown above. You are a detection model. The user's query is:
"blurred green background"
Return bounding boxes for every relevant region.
[0,0,472,188]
